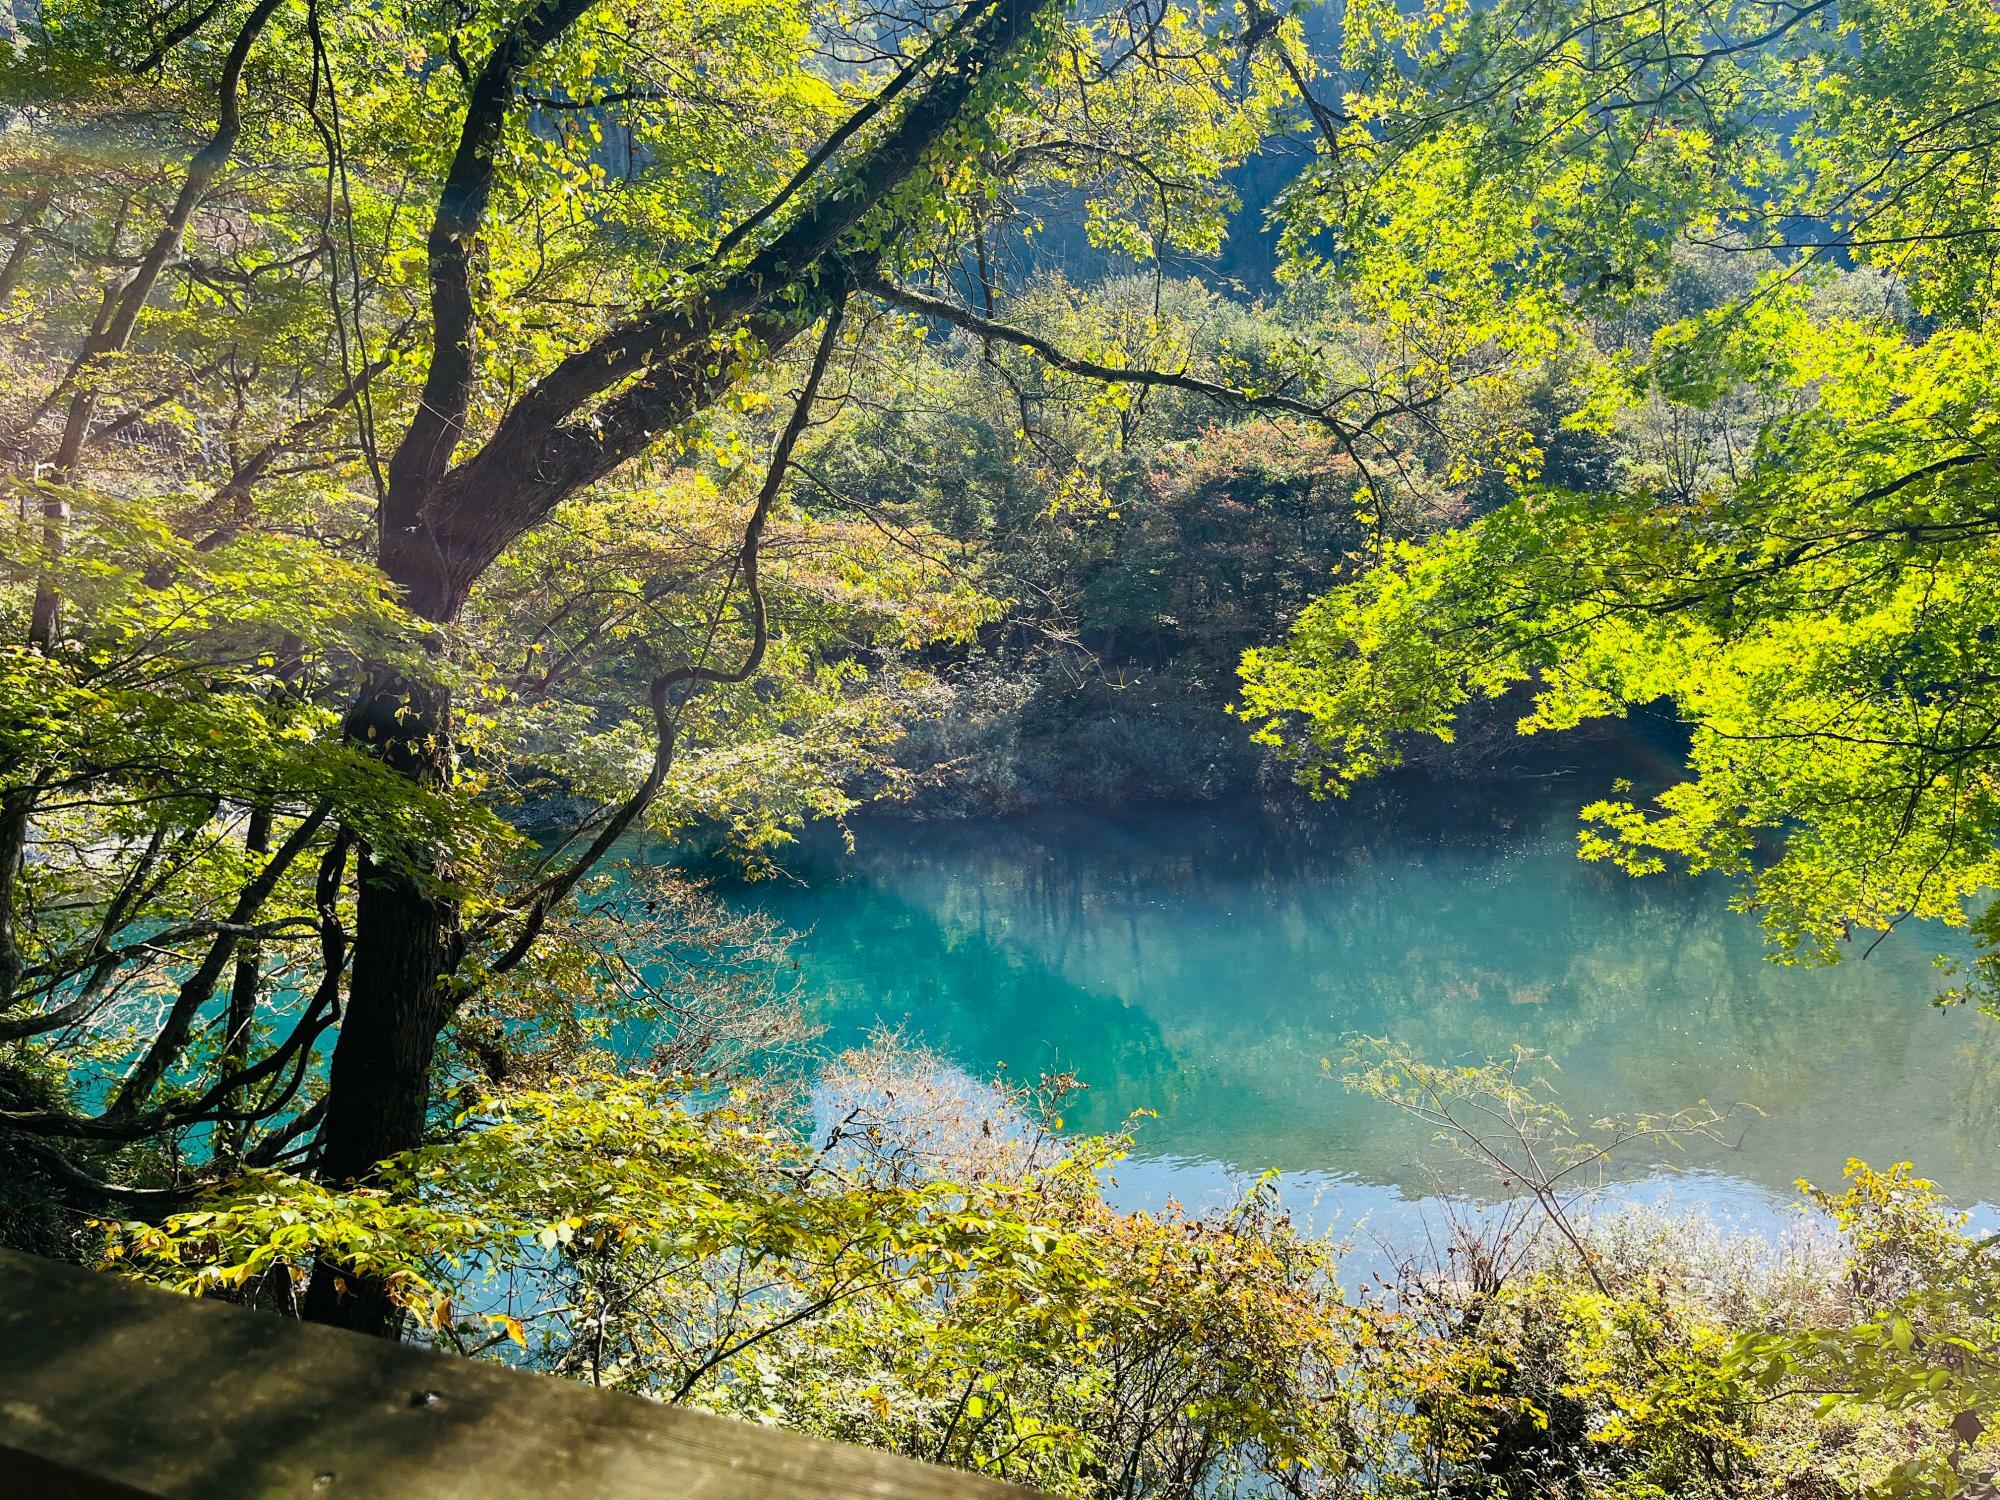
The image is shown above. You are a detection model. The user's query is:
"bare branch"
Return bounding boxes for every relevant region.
[862,271,1359,433]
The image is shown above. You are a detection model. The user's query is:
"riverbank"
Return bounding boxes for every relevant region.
[879,669,1694,821]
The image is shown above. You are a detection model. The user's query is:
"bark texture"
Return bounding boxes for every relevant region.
[306,0,1058,1338]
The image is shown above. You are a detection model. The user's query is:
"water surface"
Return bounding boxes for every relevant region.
[693,756,2000,1244]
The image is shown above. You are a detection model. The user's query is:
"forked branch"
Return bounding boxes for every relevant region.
[483,293,851,978]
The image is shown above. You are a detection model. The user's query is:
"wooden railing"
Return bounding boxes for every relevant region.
[0,1248,1029,1499]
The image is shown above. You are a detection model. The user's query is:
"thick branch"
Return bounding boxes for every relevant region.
[709,0,1002,265]
[32,0,283,649]
[9,1137,202,1216]
[131,0,232,74]
[59,0,285,430]
[386,0,1058,621]
[383,0,600,514]
[484,295,850,977]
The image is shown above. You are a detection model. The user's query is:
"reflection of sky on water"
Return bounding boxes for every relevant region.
[696,743,2000,1256]
[1103,1154,2000,1286]
[808,1052,1998,1282]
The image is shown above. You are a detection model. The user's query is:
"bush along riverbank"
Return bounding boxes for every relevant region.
[76,1036,2000,1500]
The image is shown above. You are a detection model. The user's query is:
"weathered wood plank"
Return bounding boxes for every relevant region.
[0,1249,1033,1500]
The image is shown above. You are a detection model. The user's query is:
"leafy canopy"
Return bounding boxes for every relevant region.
[1239,0,2000,986]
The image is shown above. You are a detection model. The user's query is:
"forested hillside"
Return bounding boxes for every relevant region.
[4,0,2000,1494]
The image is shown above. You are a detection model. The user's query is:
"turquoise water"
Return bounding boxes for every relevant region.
[694,754,2000,1245]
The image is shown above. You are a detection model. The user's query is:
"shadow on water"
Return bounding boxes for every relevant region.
[681,735,2000,1227]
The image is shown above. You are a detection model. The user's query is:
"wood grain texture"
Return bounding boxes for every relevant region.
[0,1249,1035,1500]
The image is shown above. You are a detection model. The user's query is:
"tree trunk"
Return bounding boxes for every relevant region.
[292,0,1060,1338]
[0,787,29,1009]
[302,673,463,1338]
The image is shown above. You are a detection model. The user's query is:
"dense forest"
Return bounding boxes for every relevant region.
[4,0,2000,1493]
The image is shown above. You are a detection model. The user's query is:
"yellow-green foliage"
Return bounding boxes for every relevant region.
[103,1052,2000,1499]
[1239,0,2000,993]
[107,1073,1358,1499]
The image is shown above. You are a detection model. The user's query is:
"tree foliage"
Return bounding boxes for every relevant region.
[0,0,1306,1334]
[5,0,2000,1492]
[1238,0,2000,989]
[109,1063,1357,1499]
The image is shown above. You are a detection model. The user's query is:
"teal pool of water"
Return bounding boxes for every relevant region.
[689,757,2000,1247]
